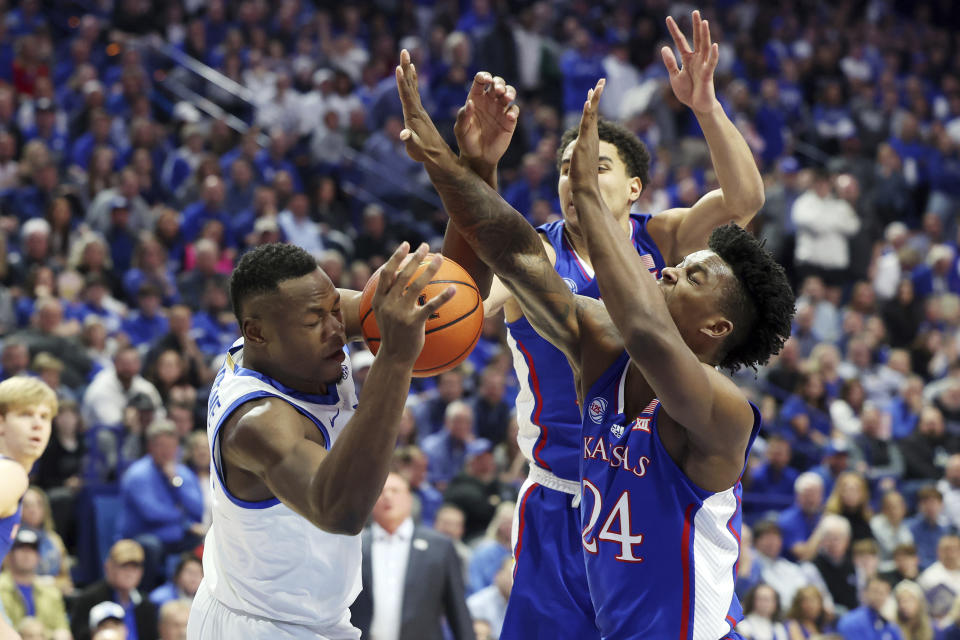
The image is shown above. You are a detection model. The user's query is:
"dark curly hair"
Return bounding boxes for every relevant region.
[230,243,318,323]
[708,224,795,372]
[557,118,651,190]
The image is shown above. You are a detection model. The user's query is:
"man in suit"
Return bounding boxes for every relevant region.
[71,539,158,640]
[350,472,474,640]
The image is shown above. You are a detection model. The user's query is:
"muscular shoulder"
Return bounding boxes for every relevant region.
[220,396,314,472]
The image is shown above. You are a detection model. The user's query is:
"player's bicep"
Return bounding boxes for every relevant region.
[0,460,27,518]
[223,400,329,524]
[654,190,738,265]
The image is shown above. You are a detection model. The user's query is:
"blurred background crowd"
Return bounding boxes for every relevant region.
[0,0,959,638]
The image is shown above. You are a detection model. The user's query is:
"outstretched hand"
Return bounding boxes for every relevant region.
[661,10,720,115]
[454,71,519,173]
[396,49,457,169]
[568,79,606,195]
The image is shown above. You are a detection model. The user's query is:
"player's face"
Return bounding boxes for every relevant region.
[264,269,347,389]
[658,250,734,346]
[558,140,640,230]
[0,403,53,464]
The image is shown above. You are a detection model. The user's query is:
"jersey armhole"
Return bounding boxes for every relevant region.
[212,392,333,510]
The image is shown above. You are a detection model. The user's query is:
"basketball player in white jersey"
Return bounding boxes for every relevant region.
[187,241,454,640]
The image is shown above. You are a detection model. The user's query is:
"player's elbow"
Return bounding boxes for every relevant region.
[314,511,366,536]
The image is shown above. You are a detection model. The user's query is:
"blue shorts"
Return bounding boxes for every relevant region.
[501,477,599,640]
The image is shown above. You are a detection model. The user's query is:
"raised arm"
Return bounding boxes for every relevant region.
[441,70,520,298]
[396,50,583,367]
[224,244,455,535]
[570,81,753,455]
[650,11,765,266]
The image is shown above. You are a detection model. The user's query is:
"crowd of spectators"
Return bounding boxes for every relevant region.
[0,0,960,638]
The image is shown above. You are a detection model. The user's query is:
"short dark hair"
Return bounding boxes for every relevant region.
[229,243,318,323]
[557,118,651,190]
[916,485,943,503]
[708,224,795,372]
[752,520,782,540]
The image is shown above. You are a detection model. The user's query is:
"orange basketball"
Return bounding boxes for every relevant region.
[358,254,483,377]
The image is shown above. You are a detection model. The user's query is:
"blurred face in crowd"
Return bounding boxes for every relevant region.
[864,579,890,611]
[9,543,39,575]
[21,488,45,528]
[445,404,473,442]
[437,371,463,402]
[838,474,865,509]
[148,432,179,468]
[106,557,143,593]
[939,536,960,570]
[372,472,413,532]
[114,348,141,384]
[434,506,465,541]
[766,439,791,470]
[894,550,919,578]
[796,481,823,514]
[176,559,203,597]
[754,530,782,559]
[881,492,907,524]
[751,585,778,619]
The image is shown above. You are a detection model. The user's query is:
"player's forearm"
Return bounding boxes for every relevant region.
[695,102,765,221]
[442,222,493,298]
[428,160,580,358]
[427,159,546,286]
[311,357,414,534]
[574,188,675,340]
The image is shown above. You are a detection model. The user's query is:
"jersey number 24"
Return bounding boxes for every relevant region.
[581,479,644,562]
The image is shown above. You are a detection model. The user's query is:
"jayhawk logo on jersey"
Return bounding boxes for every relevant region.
[610,423,625,439]
[588,397,607,424]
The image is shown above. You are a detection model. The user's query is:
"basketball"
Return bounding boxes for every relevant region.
[358,254,483,377]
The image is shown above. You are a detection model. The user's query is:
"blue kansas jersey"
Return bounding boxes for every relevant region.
[580,352,759,640]
[506,214,665,482]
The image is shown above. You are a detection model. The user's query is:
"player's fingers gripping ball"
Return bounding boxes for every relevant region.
[359,254,483,376]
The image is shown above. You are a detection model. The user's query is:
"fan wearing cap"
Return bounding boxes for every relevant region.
[0,376,57,640]
[87,601,126,639]
[0,527,71,639]
[70,539,158,640]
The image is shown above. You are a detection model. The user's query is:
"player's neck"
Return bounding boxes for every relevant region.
[564,215,633,266]
[244,353,330,396]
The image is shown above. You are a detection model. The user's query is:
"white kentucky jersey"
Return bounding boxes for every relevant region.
[201,338,361,629]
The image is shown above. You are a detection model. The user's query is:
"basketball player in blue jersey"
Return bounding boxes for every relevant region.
[187,242,454,640]
[396,52,794,640]
[435,11,766,638]
[0,376,57,640]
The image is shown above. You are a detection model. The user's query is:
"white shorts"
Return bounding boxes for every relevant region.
[187,582,361,640]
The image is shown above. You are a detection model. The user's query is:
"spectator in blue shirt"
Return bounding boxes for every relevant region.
[811,441,851,497]
[836,576,904,640]
[422,400,474,491]
[906,486,955,570]
[559,28,604,122]
[117,420,204,591]
[748,435,800,505]
[121,285,170,349]
[180,176,231,246]
[778,471,825,562]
